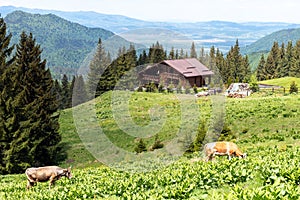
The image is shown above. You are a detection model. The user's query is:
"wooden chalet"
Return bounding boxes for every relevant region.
[139,58,214,88]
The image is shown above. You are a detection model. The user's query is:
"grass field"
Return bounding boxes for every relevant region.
[258,76,300,88]
[2,89,300,199]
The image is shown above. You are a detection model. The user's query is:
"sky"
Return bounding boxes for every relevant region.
[2,0,300,23]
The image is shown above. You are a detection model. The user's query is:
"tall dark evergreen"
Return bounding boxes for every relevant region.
[190,42,197,58]
[228,40,245,82]
[291,40,300,77]
[256,54,266,81]
[0,17,15,174]
[179,48,185,59]
[148,42,165,63]
[285,41,295,77]
[0,17,14,80]
[116,44,138,90]
[97,45,138,95]
[0,32,61,174]
[60,74,71,109]
[209,46,216,71]
[87,38,111,99]
[72,75,88,106]
[264,42,280,79]
[168,47,175,60]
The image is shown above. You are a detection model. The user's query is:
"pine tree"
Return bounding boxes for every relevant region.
[148,42,165,63]
[264,42,280,79]
[256,54,266,81]
[0,17,15,174]
[168,47,175,59]
[242,55,251,82]
[1,32,61,173]
[179,48,185,59]
[116,44,138,90]
[277,42,287,78]
[199,47,209,66]
[53,79,62,110]
[291,40,300,77]
[137,49,147,66]
[60,74,71,109]
[215,48,227,84]
[0,17,14,82]
[97,45,138,95]
[72,75,88,106]
[230,40,244,82]
[190,42,197,58]
[209,46,216,71]
[285,41,294,77]
[87,38,110,99]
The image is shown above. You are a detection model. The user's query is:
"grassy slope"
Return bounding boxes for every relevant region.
[258,77,300,88]
[3,91,300,199]
[58,90,300,167]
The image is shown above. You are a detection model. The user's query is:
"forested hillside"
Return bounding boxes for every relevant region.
[242,28,300,54]
[3,11,136,79]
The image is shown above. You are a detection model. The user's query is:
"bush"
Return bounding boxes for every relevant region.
[193,84,198,94]
[150,134,164,151]
[289,81,298,94]
[134,138,147,153]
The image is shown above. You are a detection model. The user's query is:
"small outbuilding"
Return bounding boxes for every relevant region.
[139,58,214,88]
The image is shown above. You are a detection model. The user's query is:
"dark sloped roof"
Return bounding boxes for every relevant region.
[161,58,214,77]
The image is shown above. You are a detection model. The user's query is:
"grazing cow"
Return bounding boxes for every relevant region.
[204,141,246,161]
[25,166,72,189]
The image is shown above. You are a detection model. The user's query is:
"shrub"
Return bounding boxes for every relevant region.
[289,81,298,94]
[150,134,164,151]
[134,138,147,153]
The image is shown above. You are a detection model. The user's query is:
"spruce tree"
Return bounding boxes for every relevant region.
[256,54,266,81]
[190,42,197,58]
[72,75,88,106]
[209,46,216,71]
[179,48,184,59]
[285,41,295,77]
[277,42,287,78]
[1,32,61,173]
[0,17,15,174]
[60,74,71,109]
[148,42,165,63]
[264,42,280,79]
[53,79,62,110]
[87,38,110,98]
[291,40,300,77]
[168,47,175,59]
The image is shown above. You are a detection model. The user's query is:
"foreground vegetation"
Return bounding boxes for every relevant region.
[0,90,286,198]
[1,144,300,199]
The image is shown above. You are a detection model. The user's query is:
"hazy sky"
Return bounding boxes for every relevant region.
[2,0,300,23]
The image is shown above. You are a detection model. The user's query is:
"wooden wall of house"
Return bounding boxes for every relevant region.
[187,76,205,87]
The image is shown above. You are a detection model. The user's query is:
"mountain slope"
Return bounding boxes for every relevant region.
[242,28,300,54]
[2,6,300,52]
[4,10,138,79]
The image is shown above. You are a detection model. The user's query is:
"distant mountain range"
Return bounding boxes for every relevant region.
[2,6,300,53]
[2,10,141,79]
[242,28,300,54]
[2,6,300,74]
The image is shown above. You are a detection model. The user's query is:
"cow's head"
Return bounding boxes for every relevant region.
[63,167,72,179]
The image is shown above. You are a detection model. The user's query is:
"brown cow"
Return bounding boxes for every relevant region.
[204,141,246,161]
[25,166,72,189]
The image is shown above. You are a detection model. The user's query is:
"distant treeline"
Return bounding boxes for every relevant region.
[256,40,300,81]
